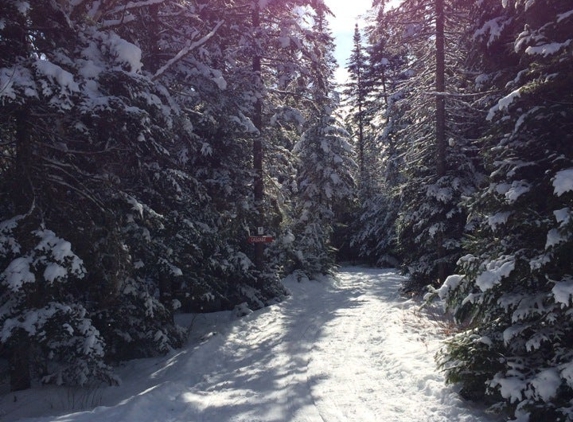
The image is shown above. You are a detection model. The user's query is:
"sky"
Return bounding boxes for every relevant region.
[325,0,374,84]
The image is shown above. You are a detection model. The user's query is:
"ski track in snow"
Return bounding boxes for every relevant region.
[0,267,498,422]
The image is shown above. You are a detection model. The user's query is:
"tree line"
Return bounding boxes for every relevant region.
[344,0,573,419]
[0,0,354,391]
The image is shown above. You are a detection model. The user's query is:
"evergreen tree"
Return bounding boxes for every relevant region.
[287,7,356,276]
[343,24,370,192]
[0,0,202,385]
[357,0,480,289]
[438,0,573,418]
[0,0,344,389]
[348,2,410,266]
[0,224,115,390]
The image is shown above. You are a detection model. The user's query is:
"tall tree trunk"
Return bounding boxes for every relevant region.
[435,0,447,283]
[352,25,367,194]
[14,110,33,212]
[381,64,388,107]
[9,330,31,391]
[358,95,365,190]
[9,111,33,391]
[147,4,160,74]
[252,4,264,273]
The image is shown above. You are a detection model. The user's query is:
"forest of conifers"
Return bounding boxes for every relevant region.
[1,0,573,420]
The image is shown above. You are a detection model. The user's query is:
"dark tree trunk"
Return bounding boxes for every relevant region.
[147,4,161,74]
[252,4,265,273]
[6,12,34,391]
[14,110,34,213]
[8,111,33,391]
[9,330,31,391]
[435,0,447,284]
[358,95,365,189]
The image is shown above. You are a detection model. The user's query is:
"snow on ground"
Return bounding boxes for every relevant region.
[0,267,499,422]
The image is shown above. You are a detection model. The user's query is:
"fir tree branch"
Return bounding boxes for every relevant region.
[152,20,224,81]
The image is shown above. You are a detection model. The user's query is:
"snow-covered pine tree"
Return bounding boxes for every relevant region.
[362,0,480,289]
[0,0,131,388]
[0,222,115,390]
[186,0,352,279]
[288,9,356,276]
[348,2,411,266]
[438,0,573,419]
[343,24,370,193]
[0,0,208,374]
[126,0,281,312]
[0,0,348,389]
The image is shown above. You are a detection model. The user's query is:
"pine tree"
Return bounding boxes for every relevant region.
[344,24,370,192]
[348,2,411,266]
[0,0,347,389]
[0,225,115,389]
[438,0,573,418]
[286,7,356,276]
[358,0,480,289]
[0,0,199,384]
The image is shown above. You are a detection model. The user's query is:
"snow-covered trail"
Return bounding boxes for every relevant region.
[1,267,497,422]
[305,269,488,422]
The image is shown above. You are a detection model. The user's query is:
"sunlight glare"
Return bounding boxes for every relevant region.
[325,0,402,84]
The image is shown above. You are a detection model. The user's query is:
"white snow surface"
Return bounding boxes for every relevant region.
[476,258,515,292]
[487,88,521,121]
[525,40,572,57]
[0,267,497,422]
[487,212,512,231]
[553,168,573,196]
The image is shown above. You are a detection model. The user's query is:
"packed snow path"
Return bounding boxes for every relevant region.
[1,267,497,421]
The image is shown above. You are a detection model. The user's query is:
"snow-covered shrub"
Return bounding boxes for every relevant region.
[0,223,114,388]
[351,190,401,267]
[94,277,186,361]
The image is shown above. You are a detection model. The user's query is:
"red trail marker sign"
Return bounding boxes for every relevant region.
[248,236,274,244]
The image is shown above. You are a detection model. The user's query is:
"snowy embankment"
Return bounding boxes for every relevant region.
[0,267,498,422]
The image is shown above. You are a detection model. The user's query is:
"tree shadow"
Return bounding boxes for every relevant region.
[102,271,372,421]
[0,267,406,422]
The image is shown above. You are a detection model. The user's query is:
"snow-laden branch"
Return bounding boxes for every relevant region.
[152,21,224,81]
[0,67,17,97]
[422,90,499,98]
[109,0,166,16]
